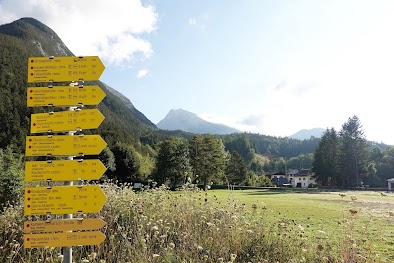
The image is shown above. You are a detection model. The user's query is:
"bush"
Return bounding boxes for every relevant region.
[0,145,24,207]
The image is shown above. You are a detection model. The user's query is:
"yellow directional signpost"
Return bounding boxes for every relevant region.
[24,231,106,248]
[24,185,107,215]
[25,135,107,156]
[27,85,106,107]
[31,109,105,133]
[25,159,107,182]
[28,56,105,82]
[25,56,107,259]
[24,218,106,233]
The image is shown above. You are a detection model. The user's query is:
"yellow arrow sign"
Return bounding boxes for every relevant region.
[24,218,107,233]
[28,56,105,83]
[24,185,107,215]
[31,109,105,133]
[25,159,107,182]
[24,231,106,248]
[27,85,106,107]
[25,135,107,157]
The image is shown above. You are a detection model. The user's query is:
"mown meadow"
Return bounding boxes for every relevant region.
[1,184,393,262]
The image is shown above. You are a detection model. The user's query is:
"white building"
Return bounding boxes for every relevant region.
[287,168,316,188]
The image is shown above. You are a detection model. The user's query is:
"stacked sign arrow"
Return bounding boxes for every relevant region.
[25,159,107,182]
[25,56,107,249]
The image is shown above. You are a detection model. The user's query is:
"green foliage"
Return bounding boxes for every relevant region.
[238,133,321,158]
[312,128,341,186]
[225,151,247,184]
[134,150,155,180]
[98,147,116,181]
[222,134,254,164]
[243,171,273,187]
[0,145,24,206]
[369,146,394,186]
[339,115,369,187]
[110,142,140,183]
[263,156,286,173]
[312,117,373,187]
[287,153,314,169]
[154,137,191,188]
[0,34,31,151]
[190,135,227,189]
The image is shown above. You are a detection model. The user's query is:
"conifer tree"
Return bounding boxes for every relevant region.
[312,128,340,186]
[154,137,191,189]
[190,135,226,190]
[339,115,368,187]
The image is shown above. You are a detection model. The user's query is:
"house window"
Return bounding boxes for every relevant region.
[303,178,306,180]
[299,178,302,181]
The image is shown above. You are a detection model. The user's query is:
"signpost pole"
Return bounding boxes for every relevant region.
[63,105,76,263]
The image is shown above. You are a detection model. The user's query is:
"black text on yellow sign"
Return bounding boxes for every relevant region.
[28,56,105,83]
[24,185,107,215]
[30,109,105,133]
[27,85,106,107]
[25,159,107,182]
[24,231,106,248]
[25,135,107,157]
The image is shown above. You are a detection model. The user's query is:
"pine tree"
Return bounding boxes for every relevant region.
[154,137,191,189]
[111,142,140,183]
[339,115,368,187]
[312,128,340,186]
[225,151,247,184]
[190,135,226,190]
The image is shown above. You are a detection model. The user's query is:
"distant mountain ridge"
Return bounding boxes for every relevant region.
[289,128,325,140]
[157,109,240,135]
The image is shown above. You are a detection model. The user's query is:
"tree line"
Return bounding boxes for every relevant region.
[312,115,392,187]
[103,134,272,190]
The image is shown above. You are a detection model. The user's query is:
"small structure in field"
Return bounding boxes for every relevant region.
[387,178,394,191]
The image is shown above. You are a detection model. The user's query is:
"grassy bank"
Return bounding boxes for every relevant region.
[0,184,393,262]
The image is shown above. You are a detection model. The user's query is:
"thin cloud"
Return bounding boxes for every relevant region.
[189,17,197,26]
[187,13,209,31]
[275,80,287,91]
[0,0,158,66]
[137,69,149,79]
[239,114,265,126]
[273,79,318,96]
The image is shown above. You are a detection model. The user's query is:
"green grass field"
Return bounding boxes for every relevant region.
[1,185,393,262]
[207,188,394,260]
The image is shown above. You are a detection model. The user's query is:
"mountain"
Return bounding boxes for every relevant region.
[0,17,73,56]
[288,128,325,140]
[157,109,240,135]
[102,82,156,128]
[0,17,156,151]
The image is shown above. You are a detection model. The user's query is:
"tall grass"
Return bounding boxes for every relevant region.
[0,183,392,262]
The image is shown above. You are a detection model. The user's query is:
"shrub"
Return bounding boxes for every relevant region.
[0,145,24,207]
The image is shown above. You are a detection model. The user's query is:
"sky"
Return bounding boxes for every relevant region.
[1,0,394,144]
